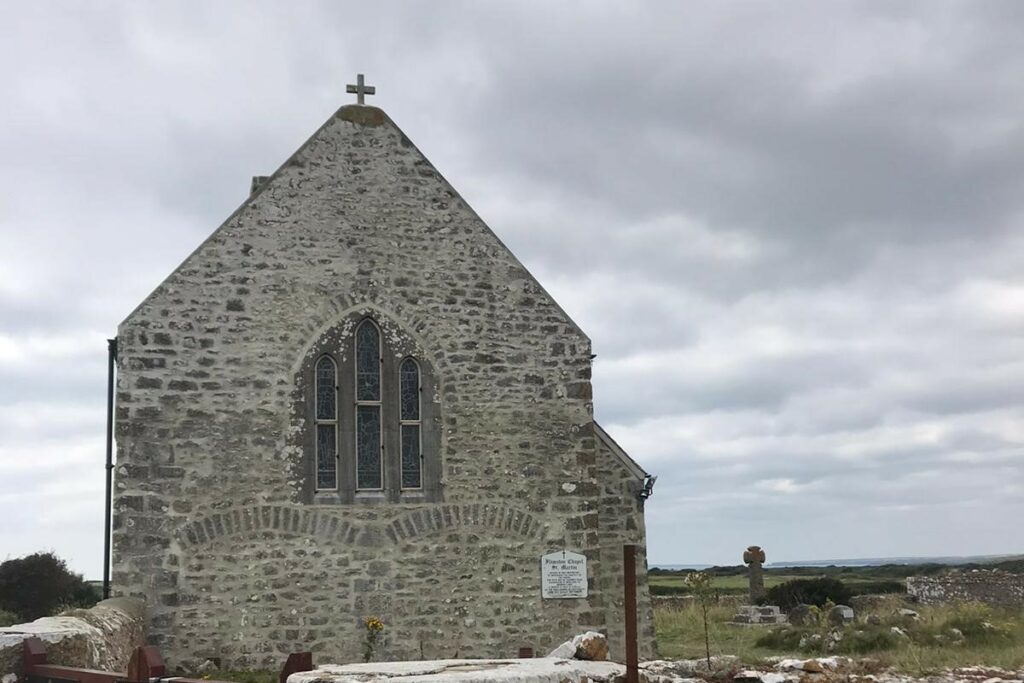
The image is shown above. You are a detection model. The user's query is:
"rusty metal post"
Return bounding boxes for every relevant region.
[279,651,313,683]
[23,637,48,673]
[623,544,638,683]
[126,646,165,682]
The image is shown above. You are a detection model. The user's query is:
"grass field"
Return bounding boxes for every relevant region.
[649,572,900,596]
[654,599,1024,674]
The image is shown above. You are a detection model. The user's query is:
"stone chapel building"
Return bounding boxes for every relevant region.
[112,90,656,668]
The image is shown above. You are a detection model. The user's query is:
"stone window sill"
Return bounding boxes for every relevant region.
[311,490,437,505]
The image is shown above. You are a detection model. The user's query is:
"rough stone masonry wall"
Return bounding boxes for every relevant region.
[594,435,655,660]
[0,598,146,677]
[906,570,1024,607]
[112,105,652,669]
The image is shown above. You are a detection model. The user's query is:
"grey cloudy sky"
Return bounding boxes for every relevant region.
[2,1,1023,576]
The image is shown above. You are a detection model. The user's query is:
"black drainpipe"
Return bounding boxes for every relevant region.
[103,337,117,599]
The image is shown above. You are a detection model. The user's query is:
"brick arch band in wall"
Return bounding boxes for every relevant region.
[175,503,544,549]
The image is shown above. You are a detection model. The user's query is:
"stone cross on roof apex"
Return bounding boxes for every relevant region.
[346,74,376,105]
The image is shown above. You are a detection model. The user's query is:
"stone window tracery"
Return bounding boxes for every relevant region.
[301,314,440,504]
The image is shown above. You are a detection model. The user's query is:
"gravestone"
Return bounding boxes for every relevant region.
[828,604,855,626]
[729,605,788,626]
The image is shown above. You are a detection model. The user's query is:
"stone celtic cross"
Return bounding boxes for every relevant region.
[743,545,767,604]
[346,74,376,105]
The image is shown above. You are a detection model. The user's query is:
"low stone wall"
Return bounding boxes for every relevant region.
[0,598,146,677]
[906,570,1024,607]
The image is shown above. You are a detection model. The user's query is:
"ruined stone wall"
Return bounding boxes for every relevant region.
[906,570,1024,607]
[0,598,146,677]
[594,434,656,659]
[112,105,646,669]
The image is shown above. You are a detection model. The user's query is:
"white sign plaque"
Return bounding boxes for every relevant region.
[541,550,588,599]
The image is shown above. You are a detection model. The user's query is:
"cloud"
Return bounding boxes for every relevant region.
[0,1,1022,574]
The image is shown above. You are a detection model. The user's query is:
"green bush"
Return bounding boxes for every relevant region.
[755,627,805,650]
[0,552,97,621]
[764,577,853,610]
[839,626,901,653]
[757,624,900,655]
[931,603,1014,646]
[0,609,20,627]
[847,580,905,595]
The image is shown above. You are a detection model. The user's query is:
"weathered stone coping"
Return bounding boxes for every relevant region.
[0,598,145,677]
[288,658,632,683]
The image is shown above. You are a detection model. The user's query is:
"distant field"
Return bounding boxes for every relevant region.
[655,598,1024,672]
[651,573,897,590]
[649,567,907,596]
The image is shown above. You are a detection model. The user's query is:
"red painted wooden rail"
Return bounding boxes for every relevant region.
[20,638,314,683]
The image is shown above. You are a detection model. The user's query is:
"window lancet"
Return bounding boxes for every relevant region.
[355,320,383,490]
[315,356,338,490]
[399,358,422,489]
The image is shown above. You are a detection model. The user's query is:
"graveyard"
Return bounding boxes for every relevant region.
[648,550,1024,677]
[655,596,1024,673]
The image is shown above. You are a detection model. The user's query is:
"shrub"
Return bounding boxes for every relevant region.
[838,626,901,653]
[0,552,97,621]
[757,624,901,655]
[755,627,805,650]
[847,580,905,596]
[764,577,853,611]
[934,603,1014,646]
[0,609,19,627]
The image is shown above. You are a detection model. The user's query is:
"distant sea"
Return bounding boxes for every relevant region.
[654,564,716,570]
[653,553,1023,570]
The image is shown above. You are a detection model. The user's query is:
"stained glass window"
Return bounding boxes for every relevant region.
[315,356,336,420]
[356,321,380,401]
[311,317,434,497]
[401,424,421,489]
[399,357,422,489]
[400,358,420,421]
[316,424,337,489]
[356,405,382,489]
[314,355,337,490]
[355,319,382,490]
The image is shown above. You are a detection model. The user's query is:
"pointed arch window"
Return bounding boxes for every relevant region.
[355,320,383,490]
[399,358,422,489]
[303,313,440,503]
[315,356,338,490]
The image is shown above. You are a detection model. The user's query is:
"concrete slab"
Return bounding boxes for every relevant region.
[288,657,629,683]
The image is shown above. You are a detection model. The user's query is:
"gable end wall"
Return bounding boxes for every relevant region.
[112,105,650,667]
